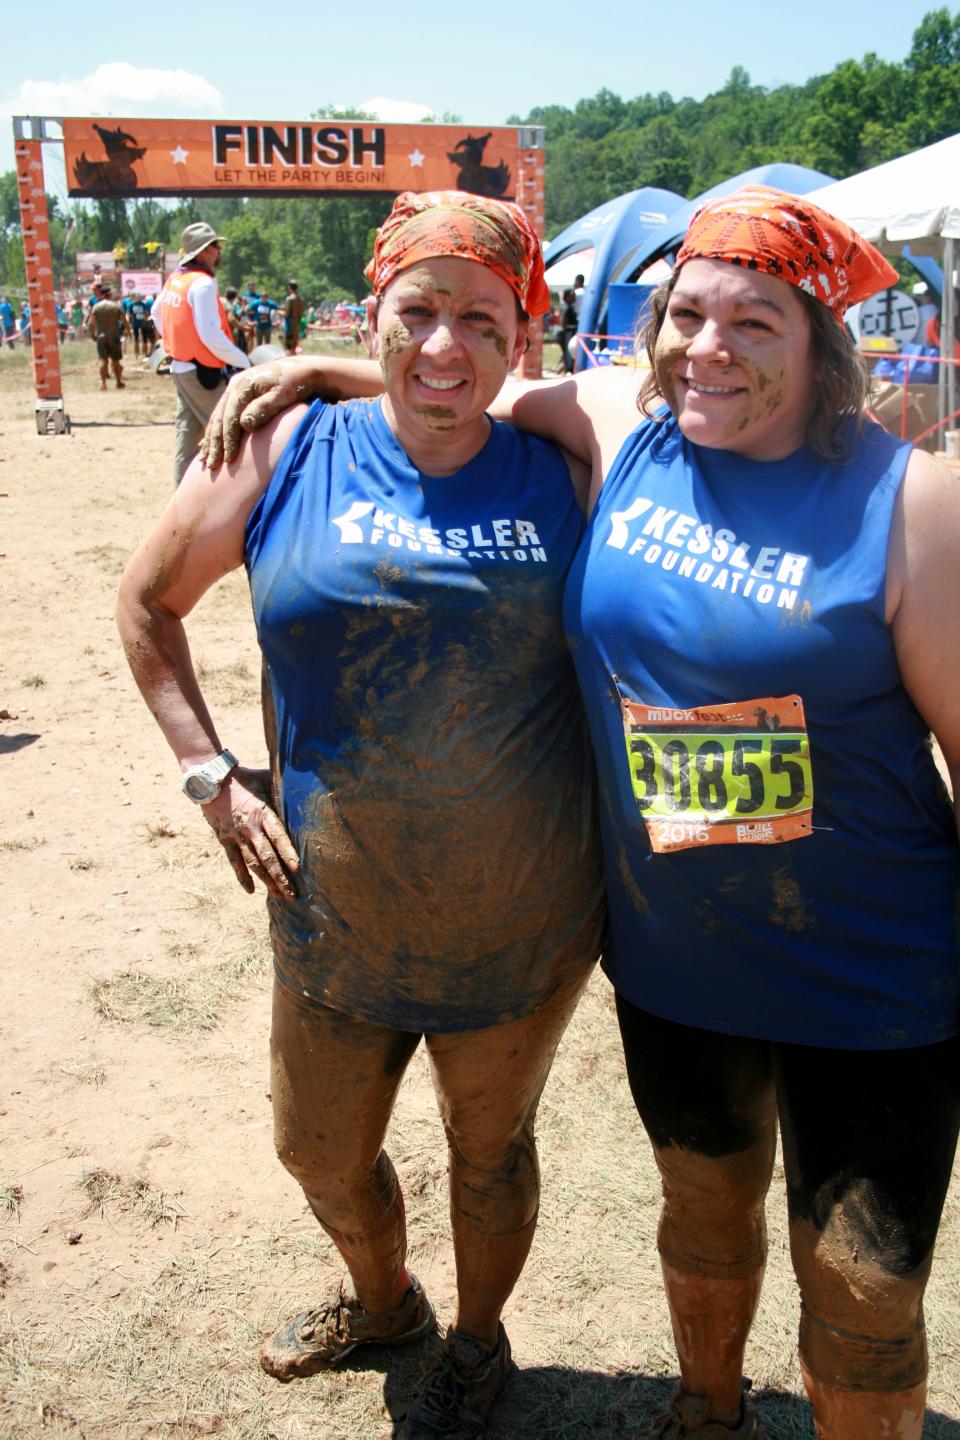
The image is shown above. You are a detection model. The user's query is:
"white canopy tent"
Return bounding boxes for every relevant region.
[544,248,595,290]
[805,134,960,430]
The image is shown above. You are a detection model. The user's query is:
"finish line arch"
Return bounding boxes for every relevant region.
[13,115,545,434]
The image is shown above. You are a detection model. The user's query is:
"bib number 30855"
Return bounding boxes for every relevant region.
[619,693,813,853]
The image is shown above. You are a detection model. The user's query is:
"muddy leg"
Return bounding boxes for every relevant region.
[270,979,420,1314]
[616,996,777,1424]
[427,974,590,1346]
[778,1036,960,1440]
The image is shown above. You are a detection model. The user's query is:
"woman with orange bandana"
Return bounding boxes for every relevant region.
[209,186,960,1440]
[118,191,603,1440]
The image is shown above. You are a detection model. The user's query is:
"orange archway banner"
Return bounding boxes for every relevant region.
[63,119,521,200]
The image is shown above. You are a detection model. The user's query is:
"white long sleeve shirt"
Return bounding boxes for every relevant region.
[153,269,250,373]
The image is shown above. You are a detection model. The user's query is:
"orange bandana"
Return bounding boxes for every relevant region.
[675,185,898,317]
[365,190,550,318]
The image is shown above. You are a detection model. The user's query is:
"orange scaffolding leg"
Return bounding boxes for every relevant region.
[516,130,545,382]
[14,128,69,434]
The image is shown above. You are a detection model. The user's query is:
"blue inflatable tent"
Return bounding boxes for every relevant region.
[573,164,836,364]
[543,186,684,343]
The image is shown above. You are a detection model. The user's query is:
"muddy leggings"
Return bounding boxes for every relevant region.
[616,995,960,1398]
[270,973,589,1336]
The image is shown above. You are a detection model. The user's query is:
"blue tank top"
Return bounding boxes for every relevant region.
[245,398,603,1032]
[564,415,959,1049]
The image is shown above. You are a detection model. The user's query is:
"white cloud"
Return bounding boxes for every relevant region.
[0,63,224,176]
[3,62,222,123]
[357,96,437,123]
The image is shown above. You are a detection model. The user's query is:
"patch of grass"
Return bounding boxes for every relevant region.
[76,542,130,577]
[0,1183,24,1220]
[59,1059,107,1087]
[0,835,46,853]
[69,856,98,872]
[78,1168,185,1228]
[78,1167,124,1217]
[88,945,270,1036]
[20,673,45,688]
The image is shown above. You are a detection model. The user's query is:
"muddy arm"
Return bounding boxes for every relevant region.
[117,410,306,897]
[200,356,383,468]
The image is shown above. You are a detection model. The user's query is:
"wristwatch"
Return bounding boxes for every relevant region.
[180,749,238,805]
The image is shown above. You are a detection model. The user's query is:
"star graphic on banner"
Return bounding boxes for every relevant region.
[407,148,425,167]
[170,145,189,165]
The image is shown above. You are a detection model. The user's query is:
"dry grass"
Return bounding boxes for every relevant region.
[0,1185,24,1222]
[59,1060,107,1087]
[89,945,270,1035]
[76,542,131,577]
[78,1168,186,1228]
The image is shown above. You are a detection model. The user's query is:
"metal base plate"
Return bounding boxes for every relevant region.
[35,398,71,435]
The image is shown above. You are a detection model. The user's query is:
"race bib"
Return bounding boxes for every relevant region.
[619,692,813,853]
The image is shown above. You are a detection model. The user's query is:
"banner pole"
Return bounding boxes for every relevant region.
[13,117,69,434]
[516,127,545,382]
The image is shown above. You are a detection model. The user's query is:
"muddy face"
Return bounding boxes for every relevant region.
[373,256,526,466]
[654,258,815,462]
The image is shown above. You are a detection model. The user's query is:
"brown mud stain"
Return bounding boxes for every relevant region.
[617,847,651,918]
[768,866,812,933]
[480,326,509,360]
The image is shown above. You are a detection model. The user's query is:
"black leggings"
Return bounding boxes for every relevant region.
[616,996,960,1271]
[615,995,960,1390]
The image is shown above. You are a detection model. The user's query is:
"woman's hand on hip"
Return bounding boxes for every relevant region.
[201,767,300,900]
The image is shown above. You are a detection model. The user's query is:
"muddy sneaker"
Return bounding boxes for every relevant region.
[395,1324,513,1438]
[643,1384,767,1438]
[260,1274,435,1381]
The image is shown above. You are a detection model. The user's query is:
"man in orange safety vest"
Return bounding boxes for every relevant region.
[152,222,251,485]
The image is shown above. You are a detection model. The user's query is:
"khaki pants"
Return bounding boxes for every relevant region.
[173,368,227,486]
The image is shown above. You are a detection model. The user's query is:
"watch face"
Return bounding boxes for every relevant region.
[184,772,216,803]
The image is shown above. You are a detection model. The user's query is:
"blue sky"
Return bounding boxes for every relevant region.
[1,0,945,196]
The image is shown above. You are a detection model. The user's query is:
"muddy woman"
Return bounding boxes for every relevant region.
[206,186,960,1440]
[117,190,604,1440]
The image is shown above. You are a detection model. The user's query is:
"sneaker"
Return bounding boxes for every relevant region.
[395,1324,513,1438]
[260,1274,435,1381]
[643,1385,767,1438]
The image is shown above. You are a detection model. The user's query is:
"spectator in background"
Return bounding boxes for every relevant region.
[88,284,128,390]
[70,295,85,341]
[0,294,15,349]
[283,281,306,355]
[18,303,31,344]
[151,222,251,484]
[55,300,68,344]
[572,272,586,319]
[141,294,157,357]
[128,293,149,357]
[224,287,249,355]
[255,291,279,347]
[560,287,579,374]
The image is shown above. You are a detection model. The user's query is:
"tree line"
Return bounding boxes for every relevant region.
[1,9,959,304]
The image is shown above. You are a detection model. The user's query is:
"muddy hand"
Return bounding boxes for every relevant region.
[200,359,316,469]
[201,766,299,900]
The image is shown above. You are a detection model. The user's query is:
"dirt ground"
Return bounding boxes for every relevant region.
[1,339,959,1440]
